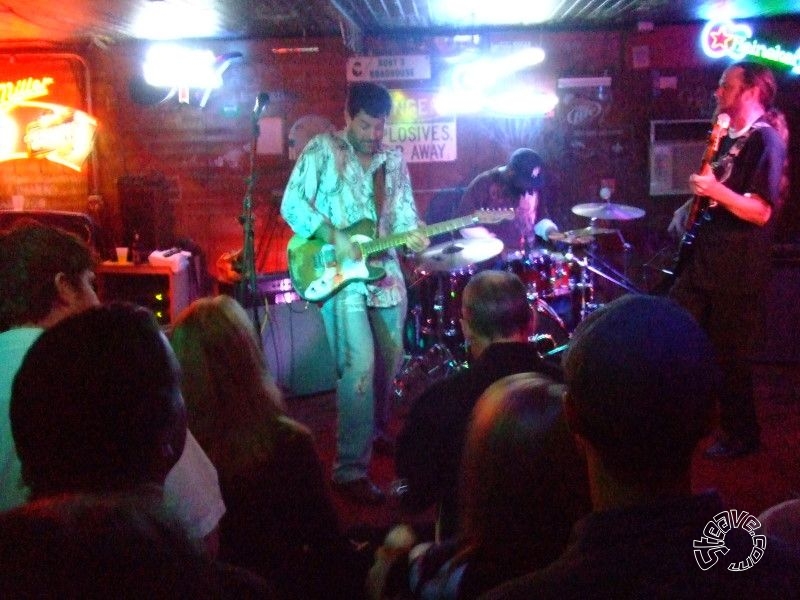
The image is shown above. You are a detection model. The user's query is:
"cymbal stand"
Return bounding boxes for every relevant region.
[568,252,596,322]
[584,252,643,294]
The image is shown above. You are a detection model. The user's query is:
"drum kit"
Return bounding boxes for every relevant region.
[396,200,647,408]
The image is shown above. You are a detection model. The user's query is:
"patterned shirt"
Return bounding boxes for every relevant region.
[281,130,420,307]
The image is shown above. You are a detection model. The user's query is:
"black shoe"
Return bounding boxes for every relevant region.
[332,477,386,505]
[704,438,760,459]
[373,435,396,456]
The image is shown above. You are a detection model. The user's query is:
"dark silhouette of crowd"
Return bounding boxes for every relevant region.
[1,220,798,600]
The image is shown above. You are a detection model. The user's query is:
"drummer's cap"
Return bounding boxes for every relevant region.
[507,148,543,193]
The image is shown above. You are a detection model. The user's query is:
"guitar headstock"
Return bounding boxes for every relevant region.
[471,208,515,224]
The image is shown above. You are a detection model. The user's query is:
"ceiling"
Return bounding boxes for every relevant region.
[0,0,797,50]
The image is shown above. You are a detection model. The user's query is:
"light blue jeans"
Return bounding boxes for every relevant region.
[320,288,407,483]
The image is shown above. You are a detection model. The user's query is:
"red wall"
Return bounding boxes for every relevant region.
[5,18,799,281]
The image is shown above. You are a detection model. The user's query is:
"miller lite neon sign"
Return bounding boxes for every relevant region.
[0,76,97,171]
[701,20,800,74]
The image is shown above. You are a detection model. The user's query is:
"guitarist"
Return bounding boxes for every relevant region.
[666,62,787,460]
[281,82,429,505]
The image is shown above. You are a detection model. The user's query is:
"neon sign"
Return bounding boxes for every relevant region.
[0,77,97,171]
[0,76,54,105]
[701,20,800,74]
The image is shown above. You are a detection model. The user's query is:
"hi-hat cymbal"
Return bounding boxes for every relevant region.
[548,226,618,245]
[547,231,594,246]
[572,202,646,220]
[418,237,504,273]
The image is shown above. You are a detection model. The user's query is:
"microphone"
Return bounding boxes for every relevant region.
[253,92,270,119]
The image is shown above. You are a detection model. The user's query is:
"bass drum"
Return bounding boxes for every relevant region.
[404,266,473,358]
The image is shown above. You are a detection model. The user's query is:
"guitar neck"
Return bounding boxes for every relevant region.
[685,194,708,230]
[360,215,487,256]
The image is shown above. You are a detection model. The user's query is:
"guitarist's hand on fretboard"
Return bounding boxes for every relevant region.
[404,229,430,254]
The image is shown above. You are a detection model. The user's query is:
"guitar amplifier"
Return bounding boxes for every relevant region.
[258,273,301,305]
[260,301,336,398]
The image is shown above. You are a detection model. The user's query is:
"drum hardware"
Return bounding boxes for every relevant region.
[571,201,646,221]
[392,343,465,415]
[541,343,569,360]
[584,252,642,295]
[531,333,558,354]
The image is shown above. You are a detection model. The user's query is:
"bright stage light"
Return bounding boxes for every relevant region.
[131,0,221,40]
[143,45,223,89]
[484,88,559,116]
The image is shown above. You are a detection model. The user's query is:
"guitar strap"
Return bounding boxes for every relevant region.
[373,162,386,221]
[718,120,768,164]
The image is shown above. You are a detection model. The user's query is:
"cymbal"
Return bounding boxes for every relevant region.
[418,238,504,273]
[571,202,646,220]
[548,226,618,245]
[547,231,594,246]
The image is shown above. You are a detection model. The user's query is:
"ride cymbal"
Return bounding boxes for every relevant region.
[571,202,645,220]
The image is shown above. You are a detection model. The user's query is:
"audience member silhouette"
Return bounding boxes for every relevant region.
[11,303,188,498]
[0,222,225,553]
[482,295,800,600]
[0,492,271,599]
[759,498,800,554]
[370,372,589,600]
[169,295,369,599]
[396,270,563,539]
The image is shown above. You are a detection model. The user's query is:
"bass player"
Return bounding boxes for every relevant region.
[666,61,787,459]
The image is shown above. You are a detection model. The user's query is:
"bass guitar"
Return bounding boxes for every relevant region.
[287,209,515,302]
[661,112,730,290]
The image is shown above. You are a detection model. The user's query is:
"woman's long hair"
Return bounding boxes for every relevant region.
[169,295,287,475]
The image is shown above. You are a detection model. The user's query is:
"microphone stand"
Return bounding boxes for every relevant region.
[236,96,268,342]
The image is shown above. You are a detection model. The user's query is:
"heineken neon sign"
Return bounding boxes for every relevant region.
[701,20,800,74]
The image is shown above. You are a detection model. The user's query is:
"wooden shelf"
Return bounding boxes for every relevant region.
[95,261,196,325]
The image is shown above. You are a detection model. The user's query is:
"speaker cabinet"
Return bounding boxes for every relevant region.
[260,302,336,398]
[649,120,709,196]
[117,174,176,251]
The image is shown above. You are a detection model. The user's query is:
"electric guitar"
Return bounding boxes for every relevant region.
[287,208,515,302]
[660,113,730,291]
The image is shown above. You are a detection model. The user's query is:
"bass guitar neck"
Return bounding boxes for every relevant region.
[659,113,730,293]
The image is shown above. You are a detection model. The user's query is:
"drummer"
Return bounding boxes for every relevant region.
[453,148,559,254]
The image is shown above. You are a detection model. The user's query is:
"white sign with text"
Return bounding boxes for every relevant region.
[347,55,432,82]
